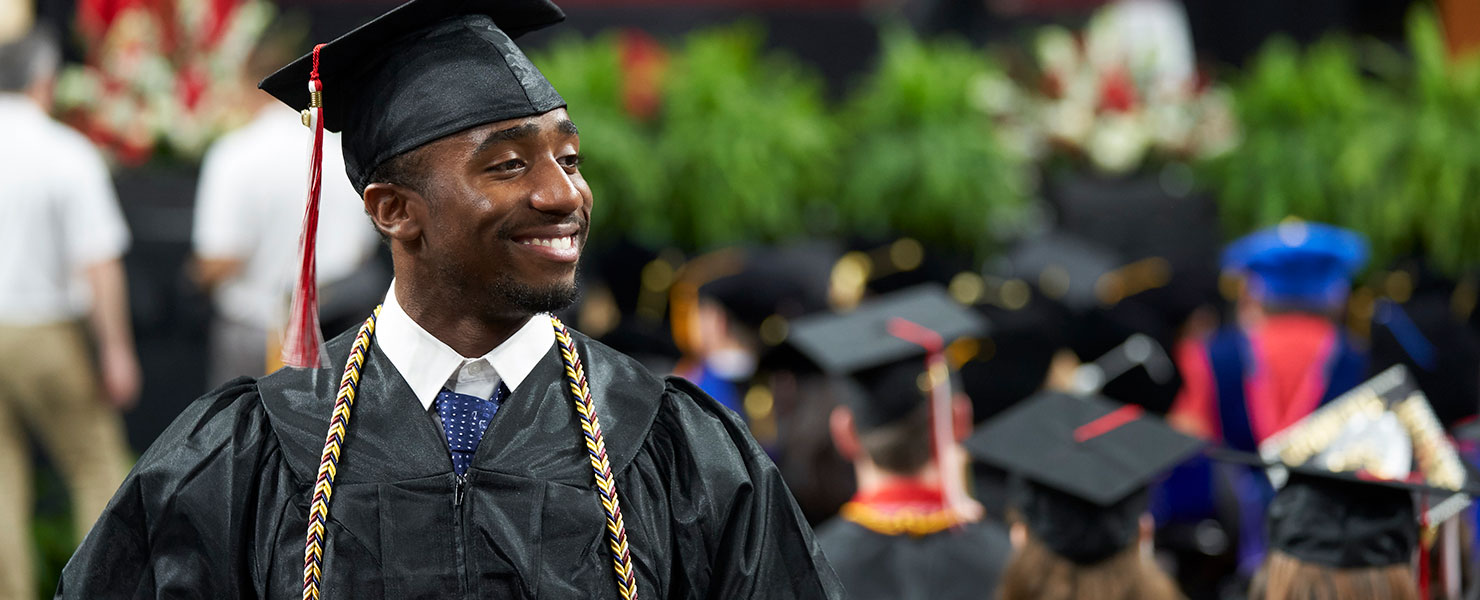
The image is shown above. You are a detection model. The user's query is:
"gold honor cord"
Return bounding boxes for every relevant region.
[839,502,964,537]
[553,316,640,599]
[303,307,380,600]
[301,309,639,600]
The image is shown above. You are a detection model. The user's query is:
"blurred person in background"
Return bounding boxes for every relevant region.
[670,243,838,418]
[968,392,1197,600]
[190,16,385,388]
[797,287,1012,600]
[1160,220,1370,577]
[1168,219,1370,449]
[0,24,137,600]
[1248,475,1423,600]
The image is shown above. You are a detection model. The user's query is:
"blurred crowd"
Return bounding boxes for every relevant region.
[3,0,1480,599]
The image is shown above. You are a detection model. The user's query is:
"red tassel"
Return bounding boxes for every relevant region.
[886,318,978,525]
[282,44,329,369]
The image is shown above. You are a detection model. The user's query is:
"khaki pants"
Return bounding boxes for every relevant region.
[0,322,131,600]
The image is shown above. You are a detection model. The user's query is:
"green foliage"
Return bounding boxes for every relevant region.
[529,25,1032,256]
[839,28,1033,257]
[1201,8,1480,274]
[656,25,839,250]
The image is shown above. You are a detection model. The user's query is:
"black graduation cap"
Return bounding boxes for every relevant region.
[1212,366,1480,528]
[785,284,988,429]
[965,391,1205,564]
[257,0,568,367]
[989,231,1184,413]
[699,242,840,337]
[259,0,568,192]
[1266,472,1418,568]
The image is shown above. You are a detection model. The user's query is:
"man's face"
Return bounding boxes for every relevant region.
[406,108,592,316]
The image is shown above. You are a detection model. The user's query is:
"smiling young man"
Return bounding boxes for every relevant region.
[56,1,841,598]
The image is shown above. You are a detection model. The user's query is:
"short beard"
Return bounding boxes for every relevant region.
[489,267,581,315]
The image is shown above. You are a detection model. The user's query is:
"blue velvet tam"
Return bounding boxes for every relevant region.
[1222,220,1369,309]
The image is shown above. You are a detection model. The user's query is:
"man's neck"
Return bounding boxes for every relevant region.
[394,278,533,358]
[852,458,943,498]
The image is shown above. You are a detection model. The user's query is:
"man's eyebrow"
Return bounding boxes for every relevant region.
[556,119,579,136]
[472,122,541,155]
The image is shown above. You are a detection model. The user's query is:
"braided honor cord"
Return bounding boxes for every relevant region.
[303,306,380,600]
[302,310,638,600]
[552,316,640,600]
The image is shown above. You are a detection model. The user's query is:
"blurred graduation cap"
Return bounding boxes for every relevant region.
[965,391,1205,564]
[258,0,567,366]
[980,231,1183,414]
[1266,472,1418,569]
[1222,219,1369,310]
[700,243,840,343]
[579,240,681,365]
[785,284,988,429]
[1212,366,1480,524]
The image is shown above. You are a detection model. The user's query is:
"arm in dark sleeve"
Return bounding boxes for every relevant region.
[661,378,845,600]
[56,378,296,599]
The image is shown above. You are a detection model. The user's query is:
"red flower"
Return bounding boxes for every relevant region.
[1098,67,1137,113]
[619,29,667,121]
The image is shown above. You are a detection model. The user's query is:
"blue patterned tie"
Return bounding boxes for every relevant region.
[435,383,508,476]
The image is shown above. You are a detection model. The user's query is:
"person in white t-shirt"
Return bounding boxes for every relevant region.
[190,32,384,387]
[0,26,138,600]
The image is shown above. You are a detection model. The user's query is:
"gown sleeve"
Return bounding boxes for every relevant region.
[646,377,845,600]
[55,377,300,599]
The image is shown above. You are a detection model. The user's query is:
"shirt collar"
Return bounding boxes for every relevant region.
[0,94,44,116]
[375,283,555,411]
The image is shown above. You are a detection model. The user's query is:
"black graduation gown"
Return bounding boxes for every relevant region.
[815,516,1011,600]
[57,326,843,599]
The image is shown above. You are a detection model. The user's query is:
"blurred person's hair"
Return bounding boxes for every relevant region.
[1248,550,1417,600]
[998,531,1183,600]
[855,401,933,475]
[0,25,59,93]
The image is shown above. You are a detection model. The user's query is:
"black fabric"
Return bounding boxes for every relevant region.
[1267,474,1417,568]
[786,284,989,377]
[1019,482,1146,566]
[964,391,1204,507]
[57,326,843,599]
[698,242,839,333]
[258,0,567,191]
[814,517,1011,600]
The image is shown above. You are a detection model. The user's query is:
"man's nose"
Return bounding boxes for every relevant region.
[529,158,583,215]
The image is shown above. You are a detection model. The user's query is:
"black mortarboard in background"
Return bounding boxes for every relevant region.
[991,232,1183,414]
[699,242,840,338]
[785,285,988,429]
[259,0,568,191]
[581,239,681,366]
[1266,473,1417,568]
[966,391,1205,564]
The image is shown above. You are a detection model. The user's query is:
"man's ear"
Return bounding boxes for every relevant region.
[363,183,424,243]
[829,405,861,461]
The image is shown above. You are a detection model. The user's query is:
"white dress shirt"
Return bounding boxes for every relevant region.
[192,105,380,328]
[375,283,554,414]
[0,95,130,325]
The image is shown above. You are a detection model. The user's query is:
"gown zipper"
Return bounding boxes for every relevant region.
[453,474,469,597]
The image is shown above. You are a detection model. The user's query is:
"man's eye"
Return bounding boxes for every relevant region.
[558,154,584,169]
[488,159,525,173]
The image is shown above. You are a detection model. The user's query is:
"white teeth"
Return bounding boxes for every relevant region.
[521,236,574,249]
